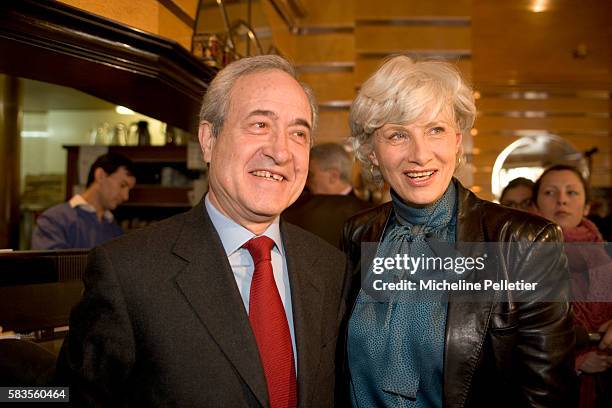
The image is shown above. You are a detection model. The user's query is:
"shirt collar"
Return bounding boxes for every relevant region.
[69,194,114,222]
[204,194,284,257]
[339,185,353,195]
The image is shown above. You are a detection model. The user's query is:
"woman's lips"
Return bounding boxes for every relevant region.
[403,169,438,186]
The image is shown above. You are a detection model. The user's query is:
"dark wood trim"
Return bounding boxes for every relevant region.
[0,75,22,250]
[356,17,471,27]
[479,111,609,118]
[295,62,354,73]
[0,0,216,133]
[357,50,472,60]
[478,129,611,137]
[295,25,354,35]
[476,89,611,99]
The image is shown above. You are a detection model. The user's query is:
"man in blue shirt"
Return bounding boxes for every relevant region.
[31,153,136,249]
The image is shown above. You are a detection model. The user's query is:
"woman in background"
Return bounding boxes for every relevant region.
[339,56,576,408]
[534,164,612,408]
[499,177,534,211]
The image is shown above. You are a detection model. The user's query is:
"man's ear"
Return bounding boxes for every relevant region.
[198,122,215,163]
[94,167,107,184]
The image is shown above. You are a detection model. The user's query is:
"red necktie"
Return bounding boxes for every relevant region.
[243,236,297,408]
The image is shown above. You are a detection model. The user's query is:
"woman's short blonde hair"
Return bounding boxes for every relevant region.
[349,55,476,184]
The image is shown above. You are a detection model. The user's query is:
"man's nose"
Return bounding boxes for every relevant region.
[263,131,291,164]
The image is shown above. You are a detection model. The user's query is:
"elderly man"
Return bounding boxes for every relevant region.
[56,55,346,407]
[31,152,136,249]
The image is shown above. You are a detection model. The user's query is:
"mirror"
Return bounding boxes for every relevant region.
[491,134,588,198]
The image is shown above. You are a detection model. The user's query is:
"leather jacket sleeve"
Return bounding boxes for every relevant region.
[506,223,577,407]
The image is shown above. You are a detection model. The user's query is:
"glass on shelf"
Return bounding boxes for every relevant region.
[90,122,110,145]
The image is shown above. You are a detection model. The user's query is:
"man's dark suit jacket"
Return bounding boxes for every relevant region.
[56,201,346,407]
[282,193,370,248]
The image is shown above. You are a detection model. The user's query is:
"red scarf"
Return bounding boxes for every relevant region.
[563,218,604,243]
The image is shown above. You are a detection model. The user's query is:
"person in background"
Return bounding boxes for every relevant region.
[31,153,136,250]
[283,143,370,247]
[499,176,534,211]
[534,164,612,408]
[340,56,576,407]
[56,55,346,407]
[306,142,358,196]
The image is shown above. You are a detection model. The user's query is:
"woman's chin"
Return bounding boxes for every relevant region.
[394,189,445,207]
[547,212,580,230]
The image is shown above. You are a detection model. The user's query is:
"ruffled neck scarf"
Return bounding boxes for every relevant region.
[389,180,457,240]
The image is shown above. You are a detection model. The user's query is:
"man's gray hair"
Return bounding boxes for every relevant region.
[199,54,318,139]
[310,143,353,183]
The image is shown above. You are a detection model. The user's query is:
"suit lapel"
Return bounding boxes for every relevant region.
[444,184,494,408]
[172,202,269,407]
[281,222,324,408]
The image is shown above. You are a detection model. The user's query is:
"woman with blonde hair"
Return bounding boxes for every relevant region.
[339,56,576,407]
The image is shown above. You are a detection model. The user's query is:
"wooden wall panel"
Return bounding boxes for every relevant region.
[472,172,494,186]
[293,34,354,63]
[355,25,470,52]
[472,0,612,86]
[477,97,609,113]
[300,0,354,25]
[471,135,611,158]
[58,0,159,33]
[298,71,355,102]
[159,5,193,50]
[315,110,350,143]
[475,116,611,132]
[471,0,611,195]
[355,0,472,19]
[559,135,610,152]
[471,135,519,152]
